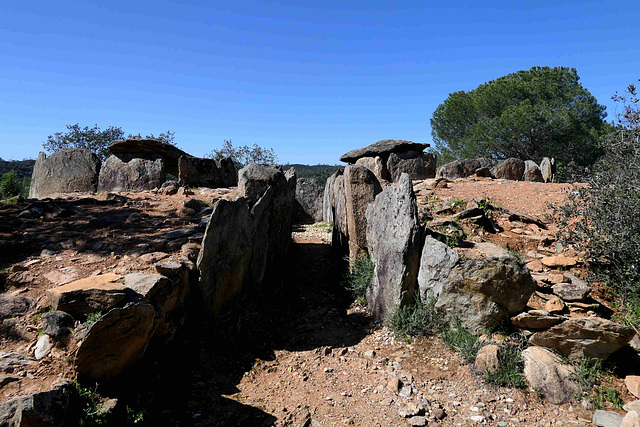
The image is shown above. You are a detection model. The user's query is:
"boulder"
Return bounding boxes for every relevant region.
[238,163,286,201]
[108,138,190,177]
[522,346,580,404]
[552,281,591,302]
[417,236,459,301]
[97,155,165,192]
[436,158,501,180]
[344,165,382,257]
[522,160,544,182]
[196,199,253,314]
[621,411,640,427]
[540,157,556,183]
[493,158,525,180]
[295,177,324,223]
[45,273,127,318]
[626,375,640,399]
[41,311,74,340]
[386,152,436,182]
[29,149,101,199]
[355,156,389,182]
[475,344,500,373]
[0,294,33,321]
[177,155,238,188]
[365,174,422,319]
[593,410,625,427]
[340,140,429,163]
[0,380,75,426]
[435,255,537,334]
[530,317,635,359]
[75,303,155,379]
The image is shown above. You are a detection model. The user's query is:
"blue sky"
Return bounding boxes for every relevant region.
[1,0,638,164]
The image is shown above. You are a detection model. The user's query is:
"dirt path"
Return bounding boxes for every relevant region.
[131,224,591,426]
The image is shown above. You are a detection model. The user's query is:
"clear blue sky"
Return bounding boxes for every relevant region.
[1,1,638,164]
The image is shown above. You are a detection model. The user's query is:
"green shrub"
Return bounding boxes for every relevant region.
[0,170,21,199]
[484,343,526,389]
[440,317,479,363]
[343,254,374,305]
[386,293,442,338]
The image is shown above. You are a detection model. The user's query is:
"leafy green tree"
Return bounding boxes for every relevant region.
[431,66,608,168]
[0,170,22,199]
[43,125,176,161]
[208,140,278,167]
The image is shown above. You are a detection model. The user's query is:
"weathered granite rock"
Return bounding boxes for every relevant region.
[340,140,429,163]
[295,177,324,223]
[493,158,525,180]
[45,273,127,318]
[246,187,273,287]
[511,312,563,330]
[322,171,341,224]
[355,156,389,182]
[386,152,436,182]
[621,411,640,427]
[29,149,101,199]
[0,294,33,321]
[97,155,165,192]
[626,375,640,399]
[523,160,544,182]
[108,138,190,177]
[552,280,591,302]
[540,157,555,183]
[197,199,253,314]
[417,236,460,301]
[238,164,286,201]
[41,311,74,340]
[435,255,537,334]
[332,174,349,254]
[530,317,635,359]
[365,174,421,319]
[75,303,155,379]
[34,335,54,359]
[344,165,382,257]
[177,155,237,188]
[0,352,36,372]
[593,410,625,427]
[522,346,580,404]
[475,344,500,373]
[436,158,501,180]
[0,380,75,426]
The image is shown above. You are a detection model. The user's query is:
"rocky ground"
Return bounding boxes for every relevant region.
[1,177,638,426]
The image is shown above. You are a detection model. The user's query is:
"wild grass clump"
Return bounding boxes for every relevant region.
[343,254,374,305]
[386,293,442,338]
[484,342,527,389]
[440,317,479,363]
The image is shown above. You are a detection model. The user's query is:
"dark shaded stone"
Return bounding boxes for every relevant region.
[436,158,501,180]
[41,311,74,340]
[177,155,238,188]
[386,152,436,181]
[340,140,429,163]
[29,149,100,199]
[108,138,191,177]
[294,178,324,223]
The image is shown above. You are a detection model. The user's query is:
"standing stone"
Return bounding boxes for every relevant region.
[493,158,525,180]
[75,303,155,379]
[238,164,286,201]
[436,158,501,180]
[97,155,165,192]
[540,157,556,183]
[355,156,389,182]
[29,149,101,199]
[417,236,460,301]
[365,174,422,320]
[530,317,635,359]
[332,174,349,254]
[522,160,544,182]
[177,155,238,188]
[295,177,324,223]
[387,152,436,182]
[344,165,382,258]
[522,346,580,404]
[435,255,536,334]
[196,199,253,314]
[322,171,341,224]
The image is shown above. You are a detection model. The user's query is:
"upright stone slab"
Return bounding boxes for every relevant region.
[295,177,324,223]
[365,174,422,320]
[540,157,555,183]
[97,155,165,192]
[417,236,460,301]
[436,158,501,180]
[355,156,389,182]
[29,148,101,199]
[332,174,349,255]
[493,158,525,180]
[196,198,253,314]
[344,165,382,258]
[178,155,238,188]
[523,160,544,182]
[322,170,341,224]
[386,152,436,182]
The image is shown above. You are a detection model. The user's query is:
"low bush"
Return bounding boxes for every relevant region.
[342,254,374,305]
[386,293,442,338]
[484,342,527,389]
[440,317,479,364]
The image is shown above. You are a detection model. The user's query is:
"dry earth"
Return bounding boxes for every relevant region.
[1,177,637,426]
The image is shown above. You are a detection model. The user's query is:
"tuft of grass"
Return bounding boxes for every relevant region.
[448,198,467,211]
[343,254,374,305]
[386,293,442,338]
[618,296,640,334]
[484,343,527,389]
[313,222,330,229]
[85,312,103,327]
[440,317,479,363]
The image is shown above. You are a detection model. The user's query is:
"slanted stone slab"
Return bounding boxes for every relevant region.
[124,273,170,302]
[75,303,155,379]
[522,346,579,404]
[108,138,191,177]
[295,177,324,223]
[29,148,100,199]
[340,140,429,163]
[45,273,126,318]
[541,256,578,268]
[530,317,635,359]
[511,312,563,329]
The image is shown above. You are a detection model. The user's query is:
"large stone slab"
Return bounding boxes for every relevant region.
[29,149,100,199]
[386,152,436,182]
[436,158,501,180]
[97,154,165,192]
[238,163,286,201]
[530,317,635,359]
[322,170,341,224]
[417,236,459,301]
[522,346,580,404]
[45,273,126,318]
[340,140,429,163]
[75,303,155,379]
[355,156,389,182]
[523,160,544,182]
[177,155,237,188]
[331,174,349,254]
[108,138,190,176]
[435,254,537,334]
[540,157,555,183]
[0,380,75,426]
[493,158,525,180]
[344,165,382,257]
[365,173,422,320]
[295,177,324,223]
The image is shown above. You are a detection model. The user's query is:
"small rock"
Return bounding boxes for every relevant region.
[387,377,402,393]
[621,411,640,427]
[624,401,640,413]
[540,256,578,268]
[0,373,20,387]
[433,408,446,420]
[364,350,376,358]
[407,416,427,426]
[399,385,412,398]
[552,281,591,302]
[154,261,182,277]
[593,410,625,427]
[41,311,74,340]
[475,344,500,373]
[34,335,54,359]
[626,376,640,399]
[138,252,169,264]
[469,415,486,423]
[546,296,565,313]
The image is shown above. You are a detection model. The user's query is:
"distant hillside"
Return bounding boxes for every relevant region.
[285,164,343,185]
[0,158,35,181]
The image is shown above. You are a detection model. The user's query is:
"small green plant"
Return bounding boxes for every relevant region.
[126,405,145,424]
[313,222,330,229]
[440,317,479,363]
[508,249,527,264]
[484,343,527,389]
[386,293,442,338]
[85,312,103,326]
[448,198,467,211]
[343,254,374,305]
[438,233,464,248]
[77,384,109,426]
[618,296,640,334]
